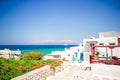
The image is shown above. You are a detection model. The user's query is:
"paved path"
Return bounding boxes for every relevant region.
[46,62,120,80]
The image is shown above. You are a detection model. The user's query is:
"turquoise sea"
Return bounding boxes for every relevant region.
[0,45,77,55]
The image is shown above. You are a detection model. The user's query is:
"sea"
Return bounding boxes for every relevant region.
[0,45,77,55]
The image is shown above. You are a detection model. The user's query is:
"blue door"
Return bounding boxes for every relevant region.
[79,53,84,63]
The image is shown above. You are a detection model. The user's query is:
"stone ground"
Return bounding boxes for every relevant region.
[46,62,120,80]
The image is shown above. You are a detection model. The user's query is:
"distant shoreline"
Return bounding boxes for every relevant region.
[0,45,77,55]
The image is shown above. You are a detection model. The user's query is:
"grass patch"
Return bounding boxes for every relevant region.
[0,58,63,80]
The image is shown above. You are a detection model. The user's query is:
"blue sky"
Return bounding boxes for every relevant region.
[0,0,120,45]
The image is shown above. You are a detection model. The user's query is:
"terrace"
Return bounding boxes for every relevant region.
[90,45,120,65]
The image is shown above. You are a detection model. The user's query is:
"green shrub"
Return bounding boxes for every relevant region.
[21,51,43,60]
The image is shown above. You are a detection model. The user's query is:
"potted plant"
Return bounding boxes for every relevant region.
[94,52,100,60]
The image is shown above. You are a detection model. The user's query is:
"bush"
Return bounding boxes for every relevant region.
[50,60,63,70]
[21,51,43,60]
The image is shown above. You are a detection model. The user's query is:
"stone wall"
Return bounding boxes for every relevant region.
[11,65,62,80]
[12,66,51,80]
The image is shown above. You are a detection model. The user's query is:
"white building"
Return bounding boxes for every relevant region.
[0,49,21,59]
[44,32,120,64]
[66,32,120,63]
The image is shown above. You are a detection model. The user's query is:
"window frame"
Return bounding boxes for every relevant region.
[109,43,116,45]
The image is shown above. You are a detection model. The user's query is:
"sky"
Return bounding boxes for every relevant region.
[0,0,120,45]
